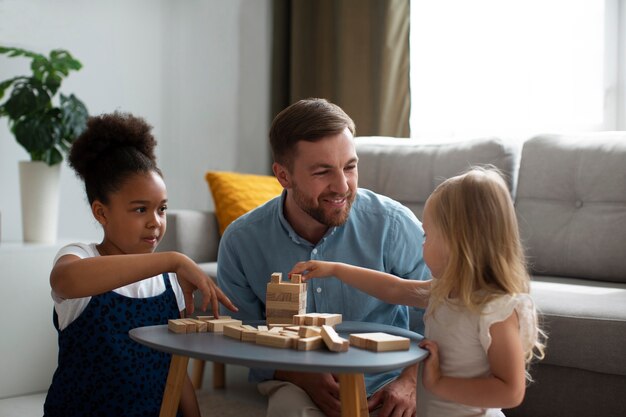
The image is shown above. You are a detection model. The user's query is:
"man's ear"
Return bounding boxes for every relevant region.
[272,162,291,189]
[91,200,107,226]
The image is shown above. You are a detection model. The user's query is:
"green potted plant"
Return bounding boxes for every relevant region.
[0,46,89,243]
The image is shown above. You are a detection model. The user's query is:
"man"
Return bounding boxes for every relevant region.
[217,98,429,417]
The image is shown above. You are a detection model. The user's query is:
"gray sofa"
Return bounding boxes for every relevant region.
[160,133,626,417]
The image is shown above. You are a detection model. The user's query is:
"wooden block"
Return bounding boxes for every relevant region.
[168,319,188,333]
[223,324,244,340]
[240,325,258,343]
[321,325,349,352]
[267,282,303,294]
[349,333,411,352]
[268,326,284,334]
[297,335,323,351]
[266,300,303,310]
[271,272,282,283]
[196,315,231,321]
[303,313,323,325]
[298,326,322,338]
[318,313,342,327]
[256,332,295,349]
[186,318,208,332]
[293,314,307,325]
[178,319,198,333]
[257,325,269,332]
[207,318,243,333]
[290,273,302,283]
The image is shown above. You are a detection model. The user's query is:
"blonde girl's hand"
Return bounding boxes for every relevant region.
[419,339,443,392]
[289,261,338,282]
[175,253,238,316]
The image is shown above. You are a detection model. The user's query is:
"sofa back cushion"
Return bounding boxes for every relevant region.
[515,133,626,283]
[355,136,520,219]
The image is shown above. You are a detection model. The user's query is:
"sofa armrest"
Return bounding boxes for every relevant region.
[158,209,220,263]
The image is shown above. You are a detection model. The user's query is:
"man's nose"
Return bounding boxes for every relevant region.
[329,170,350,194]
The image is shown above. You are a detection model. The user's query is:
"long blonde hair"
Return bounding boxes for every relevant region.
[428,167,545,364]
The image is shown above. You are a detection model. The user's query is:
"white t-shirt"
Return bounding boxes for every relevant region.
[418,294,538,417]
[51,243,186,331]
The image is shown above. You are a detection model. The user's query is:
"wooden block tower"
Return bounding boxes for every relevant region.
[266,272,307,325]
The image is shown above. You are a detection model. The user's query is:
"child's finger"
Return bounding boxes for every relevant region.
[215,287,238,312]
[289,261,310,275]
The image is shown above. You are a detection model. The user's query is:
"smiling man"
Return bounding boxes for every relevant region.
[217,98,429,417]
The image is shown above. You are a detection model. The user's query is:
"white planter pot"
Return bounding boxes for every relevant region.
[18,161,61,243]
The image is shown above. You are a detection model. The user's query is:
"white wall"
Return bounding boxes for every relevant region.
[0,0,272,243]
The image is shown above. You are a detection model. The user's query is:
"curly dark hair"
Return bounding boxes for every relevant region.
[69,112,162,204]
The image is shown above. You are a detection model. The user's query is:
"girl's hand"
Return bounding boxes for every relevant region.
[290,261,338,282]
[419,339,442,392]
[175,254,238,316]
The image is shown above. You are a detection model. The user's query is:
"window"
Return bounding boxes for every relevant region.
[409,0,624,140]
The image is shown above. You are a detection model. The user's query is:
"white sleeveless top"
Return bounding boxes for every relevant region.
[418,294,538,417]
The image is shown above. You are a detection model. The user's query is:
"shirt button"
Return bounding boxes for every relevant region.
[312,248,318,255]
[316,287,322,293]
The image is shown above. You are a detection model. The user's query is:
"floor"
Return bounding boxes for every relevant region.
[0,362,266,417]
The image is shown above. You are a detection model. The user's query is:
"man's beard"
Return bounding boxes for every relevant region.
[291,183,355,227]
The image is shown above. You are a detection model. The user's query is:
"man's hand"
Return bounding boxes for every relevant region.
[275,371,342,417]
[367,365,417,417]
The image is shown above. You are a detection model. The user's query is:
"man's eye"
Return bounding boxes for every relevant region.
[134,207,146,213]
[160,205,168,213]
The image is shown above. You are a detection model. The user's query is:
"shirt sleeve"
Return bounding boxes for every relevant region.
[386,206,430,334]
[168,273,186,313]
[386,205,430,282]
[479,294,539,355]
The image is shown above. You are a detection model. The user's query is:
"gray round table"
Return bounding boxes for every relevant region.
[130,321,428,417]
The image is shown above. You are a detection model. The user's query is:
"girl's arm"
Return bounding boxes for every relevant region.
[420,311,527,408]
[51,251,237,316]
[290,261,430,308]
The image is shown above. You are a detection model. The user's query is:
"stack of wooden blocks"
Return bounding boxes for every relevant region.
[265,272,307,325]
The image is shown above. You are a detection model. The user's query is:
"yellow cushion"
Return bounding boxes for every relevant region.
[205,171,283,235]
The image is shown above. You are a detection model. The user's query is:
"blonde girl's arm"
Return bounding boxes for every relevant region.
[420,310,527,409]
[290,260,430,308]
[50,252,238,316]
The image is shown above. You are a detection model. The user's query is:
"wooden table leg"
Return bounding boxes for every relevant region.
[190,359,205,389]
[338,373,369,417]
[213,362,226,389]
[160,354,190,417]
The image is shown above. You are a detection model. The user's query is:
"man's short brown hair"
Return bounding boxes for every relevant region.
[270,98,356,168]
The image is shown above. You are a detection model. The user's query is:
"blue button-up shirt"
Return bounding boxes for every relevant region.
[217,188,430,395]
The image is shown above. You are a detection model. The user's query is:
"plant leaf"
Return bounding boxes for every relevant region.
[13,111,56,154]
[59,93,88,142]
[2,79,50,119]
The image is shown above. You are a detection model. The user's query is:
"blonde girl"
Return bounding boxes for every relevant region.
[290,167,545,417]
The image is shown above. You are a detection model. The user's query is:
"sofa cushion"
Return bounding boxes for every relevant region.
[205,171,283,235]
[530,276,626,376]
[516,133,626,283]
[355,136,520,218]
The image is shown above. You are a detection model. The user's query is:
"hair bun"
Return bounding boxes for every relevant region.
[69,112,156,180]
